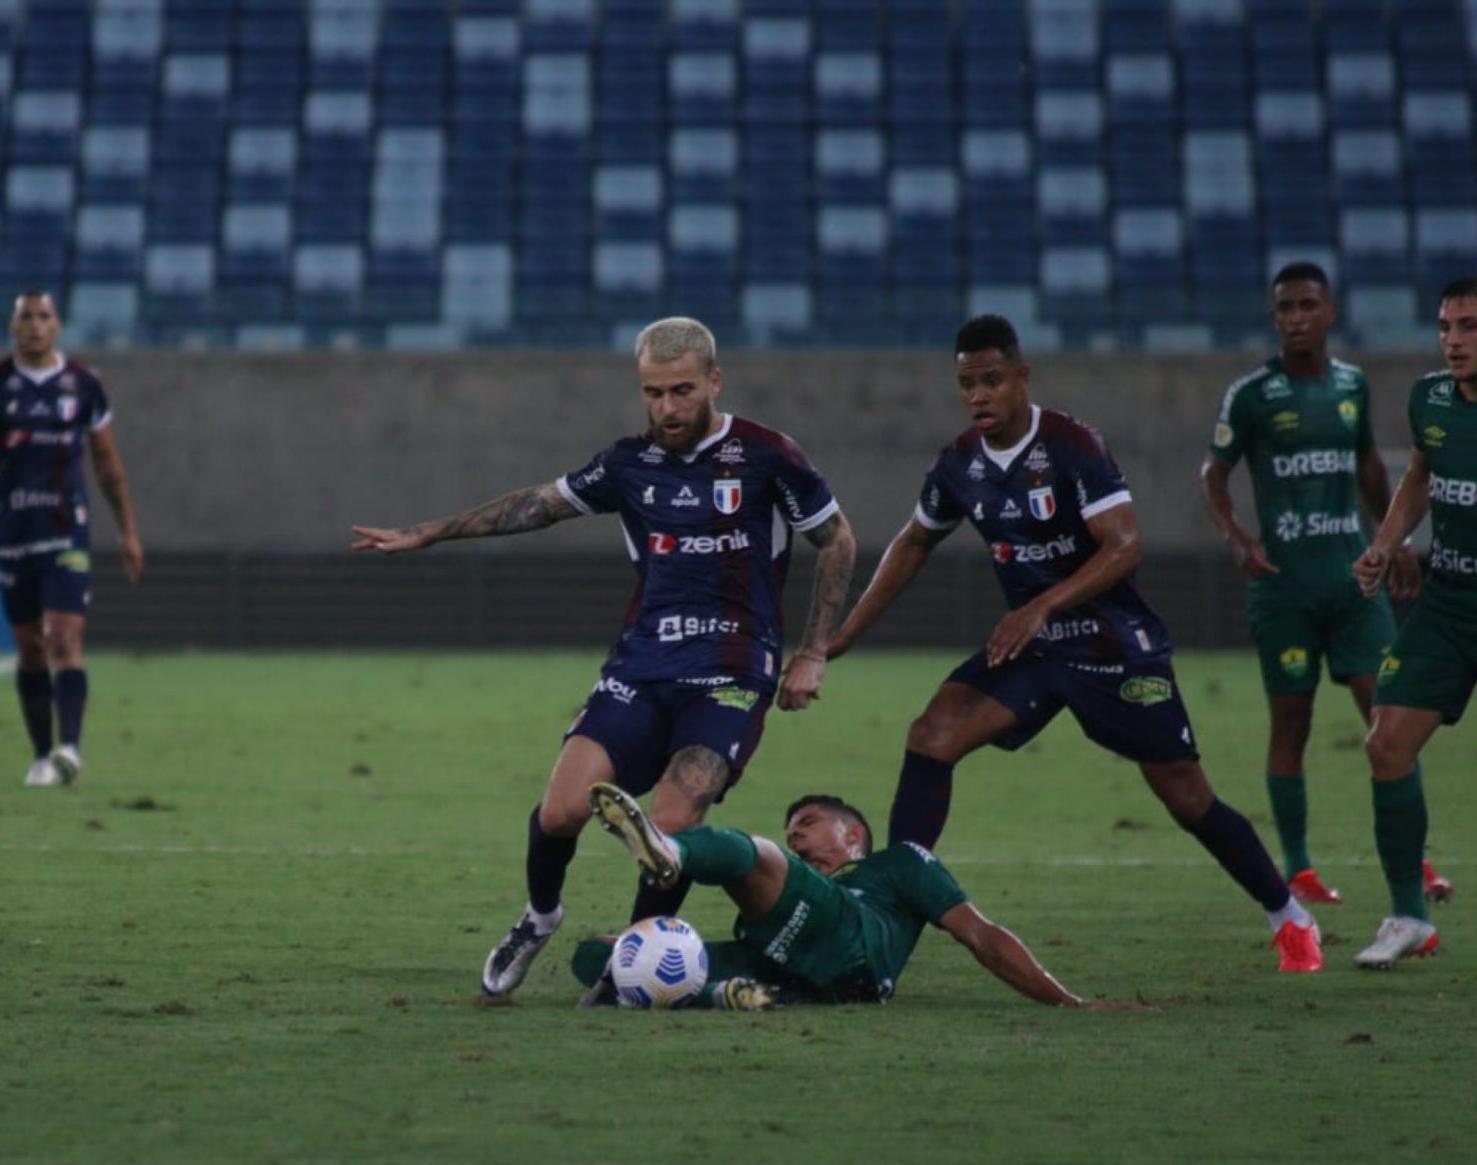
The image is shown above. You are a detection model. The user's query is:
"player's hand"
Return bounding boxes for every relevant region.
[119,532,145,583]
[1385,544,1423,600]
[1353,545,1390,598]
[350,524,432,554]
[986,601,1048,667]
[1230,534,1279,580]
[778,652,826,711]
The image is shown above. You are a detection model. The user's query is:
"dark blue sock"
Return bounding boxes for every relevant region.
[888,751,956,849]
[16,668,53,758]
[1185,798,1289,911]
[525,805,578,914]
[54,668,87,747]
[629,874,694,924]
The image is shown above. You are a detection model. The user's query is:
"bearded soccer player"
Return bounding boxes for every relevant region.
[578,783,1152,1011]
[1200,262,1451,907]
[352,317,856,1000]
[1,291,144,787]
[825,314,1322,972]
[1351,278,1477,968]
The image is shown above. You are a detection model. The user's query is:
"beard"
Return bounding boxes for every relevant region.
[649,400,714,453]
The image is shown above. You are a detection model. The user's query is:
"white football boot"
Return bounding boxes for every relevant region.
[50,744,82,786]
[481,904,564,999]
[24,757,61,787]
[588,782,683,889]
[1353,916,1439,969]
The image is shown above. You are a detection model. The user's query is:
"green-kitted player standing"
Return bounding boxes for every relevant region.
[1352,277,1477,968]
[1200,262,1451,906]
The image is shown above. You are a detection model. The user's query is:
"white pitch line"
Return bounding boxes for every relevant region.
[0,842,1469,868]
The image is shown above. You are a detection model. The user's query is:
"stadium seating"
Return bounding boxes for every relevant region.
[1,0,1477,349]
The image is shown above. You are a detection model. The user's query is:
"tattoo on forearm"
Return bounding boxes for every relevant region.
[433,484,575,541]
[798,519,857,653]
[665,746,730,806]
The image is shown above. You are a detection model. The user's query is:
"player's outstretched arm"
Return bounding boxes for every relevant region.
[827,517,948,660]
[1199,455,1277,580]
[351,481,582,554]
[778,511,857,711]
[1355,448,1431,598]
[939,902,1154,1012]
[88,427,144,583]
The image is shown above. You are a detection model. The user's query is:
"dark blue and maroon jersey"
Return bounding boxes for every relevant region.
[0,355,111,562]
[914,405,1171,663]
[558,414,839,690]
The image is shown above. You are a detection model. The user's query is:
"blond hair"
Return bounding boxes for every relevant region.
[633,316,716,371]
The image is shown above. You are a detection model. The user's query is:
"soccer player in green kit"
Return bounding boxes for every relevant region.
[1352,277,1477,967]
[1200,263,1451,906]
[580,782,1151,1011]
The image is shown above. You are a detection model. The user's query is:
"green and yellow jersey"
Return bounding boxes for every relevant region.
[1407,371,1477,613]
[1210,357,1374,589]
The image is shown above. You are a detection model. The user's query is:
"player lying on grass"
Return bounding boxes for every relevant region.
[574,783,1153,1012]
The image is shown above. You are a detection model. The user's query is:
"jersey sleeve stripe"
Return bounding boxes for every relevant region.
[90,409,113,432]
[554,475,594,515]
[1080,489,1132,520]
[913,502,960,531]
[789,496,840,532]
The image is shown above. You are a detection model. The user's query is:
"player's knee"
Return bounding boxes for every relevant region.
[1364,727,1413,777]
[14,631,47,669]
[905,712,958,760]
[537,796,590,837]
[1144,762,1214,823]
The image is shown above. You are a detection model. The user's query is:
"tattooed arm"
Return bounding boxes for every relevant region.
[351,481,582,554]
[778,510,857,711]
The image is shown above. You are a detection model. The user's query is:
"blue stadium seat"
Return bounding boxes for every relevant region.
[670,0,738,50]
[1341,207,1412,284]
[1326,52,1398,128]
[1036,91,1105,164]
[1039,165,1109,245]
[74,204,145,279]
[815,51,882,126]
[815,128,885,202]
[293,243,364,324]
[670,127,737,200]
[594,164,664,239]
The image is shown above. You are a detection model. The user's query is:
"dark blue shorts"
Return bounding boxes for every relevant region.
[0,549,91,625]
[947,649,1199,764]
[565,672,774,798]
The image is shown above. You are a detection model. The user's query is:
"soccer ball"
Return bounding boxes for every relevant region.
[610,916,708,1009]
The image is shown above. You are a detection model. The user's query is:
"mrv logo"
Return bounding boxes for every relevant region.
[1271,449,1355,478]
[989,533,1076,564]
[1429,474,1477,507]
[648,530,751,556]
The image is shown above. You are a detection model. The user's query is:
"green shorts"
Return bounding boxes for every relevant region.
[1374,593,1477,724]
[1248,575,1395,696]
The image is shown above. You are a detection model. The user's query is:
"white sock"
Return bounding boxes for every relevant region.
[526,903,564,934]
[1267,895,1313,932]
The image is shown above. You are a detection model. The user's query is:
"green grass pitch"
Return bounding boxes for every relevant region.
[2,650,1474,1164]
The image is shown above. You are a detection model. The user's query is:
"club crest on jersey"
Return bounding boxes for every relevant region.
[1337,399,1358,429]
[57,397,78,422]
[715,438,745,465]
[713,479,742,514]
[1025,444,1050,473]
[1027,486,1056,521]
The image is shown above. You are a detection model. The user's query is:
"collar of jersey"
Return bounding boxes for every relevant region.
[678,412,733,463]
[980,404,1041,473]
[14,353,65,384]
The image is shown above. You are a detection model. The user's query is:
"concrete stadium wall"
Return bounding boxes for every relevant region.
[87,348,1438,556]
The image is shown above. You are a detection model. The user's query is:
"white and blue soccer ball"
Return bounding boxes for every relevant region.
[611,916,708,1009]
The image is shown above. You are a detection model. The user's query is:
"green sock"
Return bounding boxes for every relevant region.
[1266,773,1311,878]
[1372,771,1429,921]
[672,826,758,885]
